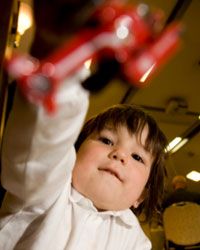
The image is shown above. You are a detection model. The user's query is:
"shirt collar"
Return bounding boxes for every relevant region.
[69,185,137,227]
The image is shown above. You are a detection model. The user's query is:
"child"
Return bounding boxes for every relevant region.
[0,68,168,249]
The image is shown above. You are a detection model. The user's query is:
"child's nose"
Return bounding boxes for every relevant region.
[109,149,128,165]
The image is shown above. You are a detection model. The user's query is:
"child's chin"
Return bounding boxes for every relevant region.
[92,197,126,212]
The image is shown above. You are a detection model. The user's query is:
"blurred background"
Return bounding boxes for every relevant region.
[0,0,200,249]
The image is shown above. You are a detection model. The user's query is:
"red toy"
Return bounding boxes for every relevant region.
[5,2,182,113]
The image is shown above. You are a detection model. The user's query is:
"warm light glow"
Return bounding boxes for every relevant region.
[17,2,33,35]
[84,59,92,70]
[166,137,188,153]
[139,64,155,82]
[186,171,200,182]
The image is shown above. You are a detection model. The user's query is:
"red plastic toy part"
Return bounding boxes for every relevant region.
[123,22,182,87]
[5,2,182,113]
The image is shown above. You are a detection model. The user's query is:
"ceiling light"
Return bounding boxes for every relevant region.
[166,120,200,154]
[186,171,200,182]
[166,137,188,153]
[166,137,182,151]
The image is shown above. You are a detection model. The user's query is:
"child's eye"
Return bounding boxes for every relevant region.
[131,153,144,163]
[99,137,113,146]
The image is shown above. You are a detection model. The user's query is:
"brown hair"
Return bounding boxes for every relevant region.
[75,103,168,221]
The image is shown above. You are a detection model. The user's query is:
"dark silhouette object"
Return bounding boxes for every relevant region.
[163,175,200,209]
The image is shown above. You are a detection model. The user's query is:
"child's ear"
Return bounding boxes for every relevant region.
[132,189,147,208]
[132,197,144,208]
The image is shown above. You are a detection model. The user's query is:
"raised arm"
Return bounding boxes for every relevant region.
[1,70,89,211]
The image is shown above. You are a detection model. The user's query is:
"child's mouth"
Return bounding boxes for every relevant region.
[99,168,122,182]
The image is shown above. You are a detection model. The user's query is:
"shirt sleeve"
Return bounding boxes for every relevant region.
[1,69,89,211]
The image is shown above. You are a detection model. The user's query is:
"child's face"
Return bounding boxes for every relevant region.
[72,125,153,211]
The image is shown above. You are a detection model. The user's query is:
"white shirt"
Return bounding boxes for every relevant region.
[0,69,151,250]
